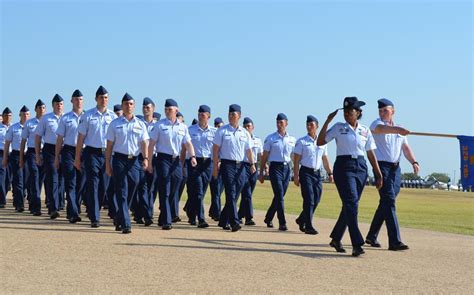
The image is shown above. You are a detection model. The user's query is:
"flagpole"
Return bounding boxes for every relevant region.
[409,132,458,138]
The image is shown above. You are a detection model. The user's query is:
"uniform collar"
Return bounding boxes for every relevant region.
[306,134,317,141]
[94,107,111,116]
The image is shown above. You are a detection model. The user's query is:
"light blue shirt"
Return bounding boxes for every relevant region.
[35,112,61,145]
[140,117,157,153]
[77,107,117,148]
[149,118,191,157]
[56,111,83,147]
[325,122,376,157]
[22,117,41,148]
[5,122,25,151]
[188,124,217,159]
[0,124,8,150]
[213,124,252,161]
[263,131,296,163]
[294,135,328,170]
[106,116,149,157]
[370,118,408,163]
[244,135,263,164]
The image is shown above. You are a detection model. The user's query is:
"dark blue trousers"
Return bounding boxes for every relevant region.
[84,147,109,223]
[366,161,402,246]
[330,156,367,247]
[106,168,118,219]
[42,144,59,214]
[171,161,186,219]
[25,148,43,213]
[209,167,223,219]
[0,150,6,206]
[113,154,140,229]
[265,162,291,225]
[186,158,212,223]
[61,145,80,219]
[134,155,153,222]
[218,160,246,227]
[155,153,182,226]
[10,151,25,210]
[297,166,323,230]
[238,163,257,221]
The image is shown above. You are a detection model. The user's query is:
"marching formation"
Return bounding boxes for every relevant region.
[0,86,420,256]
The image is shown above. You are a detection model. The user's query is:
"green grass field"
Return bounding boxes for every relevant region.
[203,182,474,236]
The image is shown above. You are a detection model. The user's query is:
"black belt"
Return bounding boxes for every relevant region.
[221,159,244,166]
[270,161,289,166]
[27,147,36,153]
[195,157,212,163]
[43,143,55,150]
[114,152,137,160]
[300,166,321,175]
[157,152,179,161]
[10,150,20,155]
[336,155,365,160]
[378,161,399,168]
[62,145,76,152]
[0,149,3,154]
[84,146,106,155]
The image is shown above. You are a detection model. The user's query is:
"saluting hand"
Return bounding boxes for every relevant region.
[327,109,339,122]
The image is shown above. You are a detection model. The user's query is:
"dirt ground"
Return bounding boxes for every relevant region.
[1,199,472,294]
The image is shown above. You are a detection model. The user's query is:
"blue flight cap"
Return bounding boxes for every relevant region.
[191,118,198,125]
[20,105,29,112]
[113,104,122,112]
[153,112,161,120]
[306,115,318,124]
[343,96,365,110]
[2,107,12,115]
[52,94,64,103]
[72,89,83,97]
[165,98,178,108]
[96,85,108,96]
[378,98,394,108]
[243,117,253,125]
[276,113,288,121]
[198,105,211,113]
[35,99,45,108]
[214,117,223,125]
[122,92,134,102]
[229,104,241,113]
[143,97,155,106]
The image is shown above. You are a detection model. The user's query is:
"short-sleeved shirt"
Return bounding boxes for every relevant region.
[213,124,252,162]
[22,117,41,148]
[294,134,328,170]
[0,124,9,150]
[263,131,296,163]
[106,116,149,157]
[5,122,25,151]
[77,107,117,148]
[188,124,217,159]
[56,111,83,147]
[149,118,191,157]
[35,112,61,145]
[244,135,263,164]
[325,122,376,157]
[370,118,408,163]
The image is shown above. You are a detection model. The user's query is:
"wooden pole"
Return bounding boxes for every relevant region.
[409,132,458,138]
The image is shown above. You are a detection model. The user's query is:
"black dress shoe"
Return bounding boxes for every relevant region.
[305,228,318,235]
[144,219,153,227]
[231,224,242,232]
[135,219,144,225]
[171,217,181,223]
[17,207,25,213]
[91,222,100,228]
[50,211,60,220]
[115,225,122,231]
[295,218,305,232]
[245,220,256,226]
[329,239,346,253]
[122,227,132,234]
[388,242,409,251]
[365,238,381,248]
[212,216,220,222]
[69,217,79,224]
[0,204,5,208]
[33,211,42,216]
[352,246,365,257]
[222,225,231,230]
[162,224,172,230]
[188,220,197,226]
[197,221,209,228]
[278,224,288,231]
[264,220,274,228]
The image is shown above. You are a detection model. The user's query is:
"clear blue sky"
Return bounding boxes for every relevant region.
[1,0,472,181]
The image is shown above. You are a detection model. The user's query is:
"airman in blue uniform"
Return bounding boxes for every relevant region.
[317,97,383,257]
[293,115,333,235]
[147,99,197,230]
[106,93,149,234]
[75,85,117,227]
[35,95,64,219]
[365,98,419,251]
[238,117,263,226]
[0,108,13,208]
[213,104,255,232]
[54,90,84,223]
[185,105,217,228]
[259,113,296,231]
[208,117,224,221]
[3,106,30,212]
[20,99,46,215]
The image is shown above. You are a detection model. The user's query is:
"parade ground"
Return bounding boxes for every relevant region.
[1,184,473,293]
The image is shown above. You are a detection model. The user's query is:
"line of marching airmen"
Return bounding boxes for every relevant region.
[0,86,420,256]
